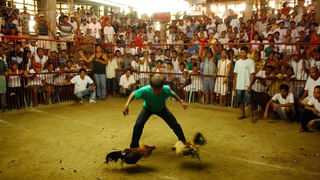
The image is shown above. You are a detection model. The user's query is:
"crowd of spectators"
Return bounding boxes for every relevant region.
[0,0,320,130]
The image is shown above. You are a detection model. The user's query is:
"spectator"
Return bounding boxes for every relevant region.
[289,51,308,98]
[41,63,55,104]
[252,65,273,110]
[79,44,107,100]
[300,67,320,105]
[35,13,56,51]
[57,15,74,50]
[24,63,47,106]
[200,48,216,104]
[264,84,295,121]
[139,51,152,86]
[152,60,164,75]
[233,46,255,123]
[300,85,320,132]
[9,42,24,69]
[183,63,203,103]
[28,39,37,57]
[0,47,8,111]
[215,49,232,106]
[88,16,102,43]
[119,68,136,96]
[46,49,59,68]
[32,48,47,70]
[78,17,90,38]
[106,50,118,97]
[114,50,124,70]
[20,7,30,35]
[58,50,69,67]
[62,68,96,104]
[123,50,132,70]
[69,16,78,33]
[104,20,115,44]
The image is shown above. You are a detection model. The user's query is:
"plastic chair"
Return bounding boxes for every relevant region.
[188,88,204,104]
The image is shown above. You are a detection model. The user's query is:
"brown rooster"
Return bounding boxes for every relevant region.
[105,145,156,165]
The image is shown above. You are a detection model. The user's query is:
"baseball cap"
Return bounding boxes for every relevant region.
[81,17,87,21]
[35,63,42,68]
[292,51,300,56]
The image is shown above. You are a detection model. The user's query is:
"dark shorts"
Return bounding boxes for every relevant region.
[106,78,117,92]
[236,90,252,103]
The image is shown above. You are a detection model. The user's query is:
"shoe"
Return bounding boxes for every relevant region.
[89,99,96,104]
[251,117,257,124]
[237,116,246,120]
[79,99,83,104]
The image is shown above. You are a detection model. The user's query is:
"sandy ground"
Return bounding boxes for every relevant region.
[0,97,320,180]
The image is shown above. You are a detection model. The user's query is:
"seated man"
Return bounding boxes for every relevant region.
[24,63,50,106]
[119,68,136,96]
[264,84,295,121]
[62,68,96,104]
[300,85,320,132]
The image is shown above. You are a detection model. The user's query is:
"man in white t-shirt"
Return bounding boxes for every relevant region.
[89,16,102,43]
[300,67,320,105]
[119,68,136,96]
[301,85,320,132]
[233,46,256,123]
[264,84,295,120]
[104,21,115,44]
[106,51,118,96]
[64,68,96,104]
[147,27,155,43]
[79,17,90,37]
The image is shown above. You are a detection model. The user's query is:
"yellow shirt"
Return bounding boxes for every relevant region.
[255,60,266,73]
[247,52,255,60]
[269,73,283,96]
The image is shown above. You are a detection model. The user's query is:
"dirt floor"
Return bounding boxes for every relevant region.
[0,97,320,180]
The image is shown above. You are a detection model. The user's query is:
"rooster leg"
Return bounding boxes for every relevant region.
[120,160,124,168]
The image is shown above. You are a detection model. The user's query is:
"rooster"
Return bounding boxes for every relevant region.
[172,132,206,160]
[105,145,156,165]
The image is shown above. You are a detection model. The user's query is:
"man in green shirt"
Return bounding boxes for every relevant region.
[123,76,188,148]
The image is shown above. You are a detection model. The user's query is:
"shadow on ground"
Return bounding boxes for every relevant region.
[106,165,156,174]
[180,161,212,171]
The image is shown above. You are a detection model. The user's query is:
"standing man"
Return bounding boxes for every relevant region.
[233,46,256,123]
[88,16,102,43]
[34,13,56,52]
[56,15,74,51]
[123,76,188,149]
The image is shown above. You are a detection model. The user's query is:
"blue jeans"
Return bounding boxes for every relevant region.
[94,74,106,99]
[120,86,136,96]
[75,86,96,100]
[130,107,186,148]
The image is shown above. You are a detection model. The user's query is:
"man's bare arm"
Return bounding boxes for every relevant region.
[123,91,136,116]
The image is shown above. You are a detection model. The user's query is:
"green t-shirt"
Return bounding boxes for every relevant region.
[188,62,193,71]
[134,85,175,112]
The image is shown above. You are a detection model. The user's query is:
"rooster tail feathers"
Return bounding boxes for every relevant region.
[105,151,122,164]
[193,132,206,146]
